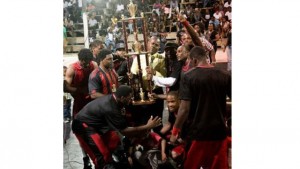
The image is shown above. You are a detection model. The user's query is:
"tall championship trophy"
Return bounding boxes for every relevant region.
[127,0,137,18]
[120,0,154,105]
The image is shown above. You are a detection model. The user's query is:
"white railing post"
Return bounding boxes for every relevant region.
[83,12,89,48]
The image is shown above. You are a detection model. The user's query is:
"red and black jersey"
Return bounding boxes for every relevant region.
[70,61,95,117]
[88,67,119,95]
[71,61,96,92]
[179,66,231,141]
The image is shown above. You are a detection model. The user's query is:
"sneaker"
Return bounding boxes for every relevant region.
[83,157,92,169]
[64,117,71,123]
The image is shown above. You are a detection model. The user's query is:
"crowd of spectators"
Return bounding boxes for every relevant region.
[64,0,231,51]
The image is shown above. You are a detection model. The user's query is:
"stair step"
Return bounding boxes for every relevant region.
[65,44,85,53]
[66,37,85,45]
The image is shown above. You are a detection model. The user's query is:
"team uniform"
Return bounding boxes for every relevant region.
[179,66,231,169]
[72,94,127,169]
[88,67,119,95]
[70,61,95,118]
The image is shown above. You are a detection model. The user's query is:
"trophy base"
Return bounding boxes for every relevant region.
[132,99,155,106]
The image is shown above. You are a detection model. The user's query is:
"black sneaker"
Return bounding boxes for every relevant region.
[83,156,92,169]
[64,117,71,123]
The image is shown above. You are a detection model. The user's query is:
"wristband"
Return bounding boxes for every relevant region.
[181,20,189,27]
[171,127,181,136]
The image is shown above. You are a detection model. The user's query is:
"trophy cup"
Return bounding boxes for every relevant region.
[111,16,118,25]
[139,87,145,102]
[127,0,137,18]
[132,32,142,53]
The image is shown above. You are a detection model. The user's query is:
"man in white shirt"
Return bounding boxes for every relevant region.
[213,10,223,21]
[224,0,232,8]
[225,7,232,21]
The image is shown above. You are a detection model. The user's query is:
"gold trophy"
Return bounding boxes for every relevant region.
[111,16,118,25]
[132,32,142,53]
[127,0,137,18]
[139,87,145,102]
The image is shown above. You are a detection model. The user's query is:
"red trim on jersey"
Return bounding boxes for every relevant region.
[99,73,108,94]
[105,71,113,90]
[90,133,112,163]
[184,139,228,169]
[197,64,214,68]
[73,133,98,168]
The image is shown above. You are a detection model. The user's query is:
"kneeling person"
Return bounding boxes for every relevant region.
[72,85,162,169]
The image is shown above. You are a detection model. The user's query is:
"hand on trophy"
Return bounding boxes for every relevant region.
[177,11,187,23]
[145,66,155,74]
[146,73,153,81]
[148,92,157,100]
[127,72,133,79]
[146,66,154,80]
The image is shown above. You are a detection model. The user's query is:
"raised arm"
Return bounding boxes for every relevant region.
[177,13,203,47]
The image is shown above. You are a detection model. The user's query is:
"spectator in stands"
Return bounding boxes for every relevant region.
[64,17,74,37]
[220,16,230,38]
[202,9,211,30]
[105,26,116,51]
[225,6,232,21]
[169,13,179,32]
[86,2,96,13]
[213,7,224,21]
[203,0,212,8]
[224,0,232,8]
[88,12,98,39]
[193,8,202,23]
[185,5,194,20]
[168,0,179,19]
[64,0,70,18]
[89,40,104,63]
[158,25,168,53]
[116,0,125,13]
[223,23,231,72]
[193,24,201,36]
[153,0,162,16]
[150,11,160,33]
[150,27,160,38]
[205,23,220,63]
[209,16,220,30]
[63,24,68,53]
[176,27,186,45]
[70,2,82,23]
